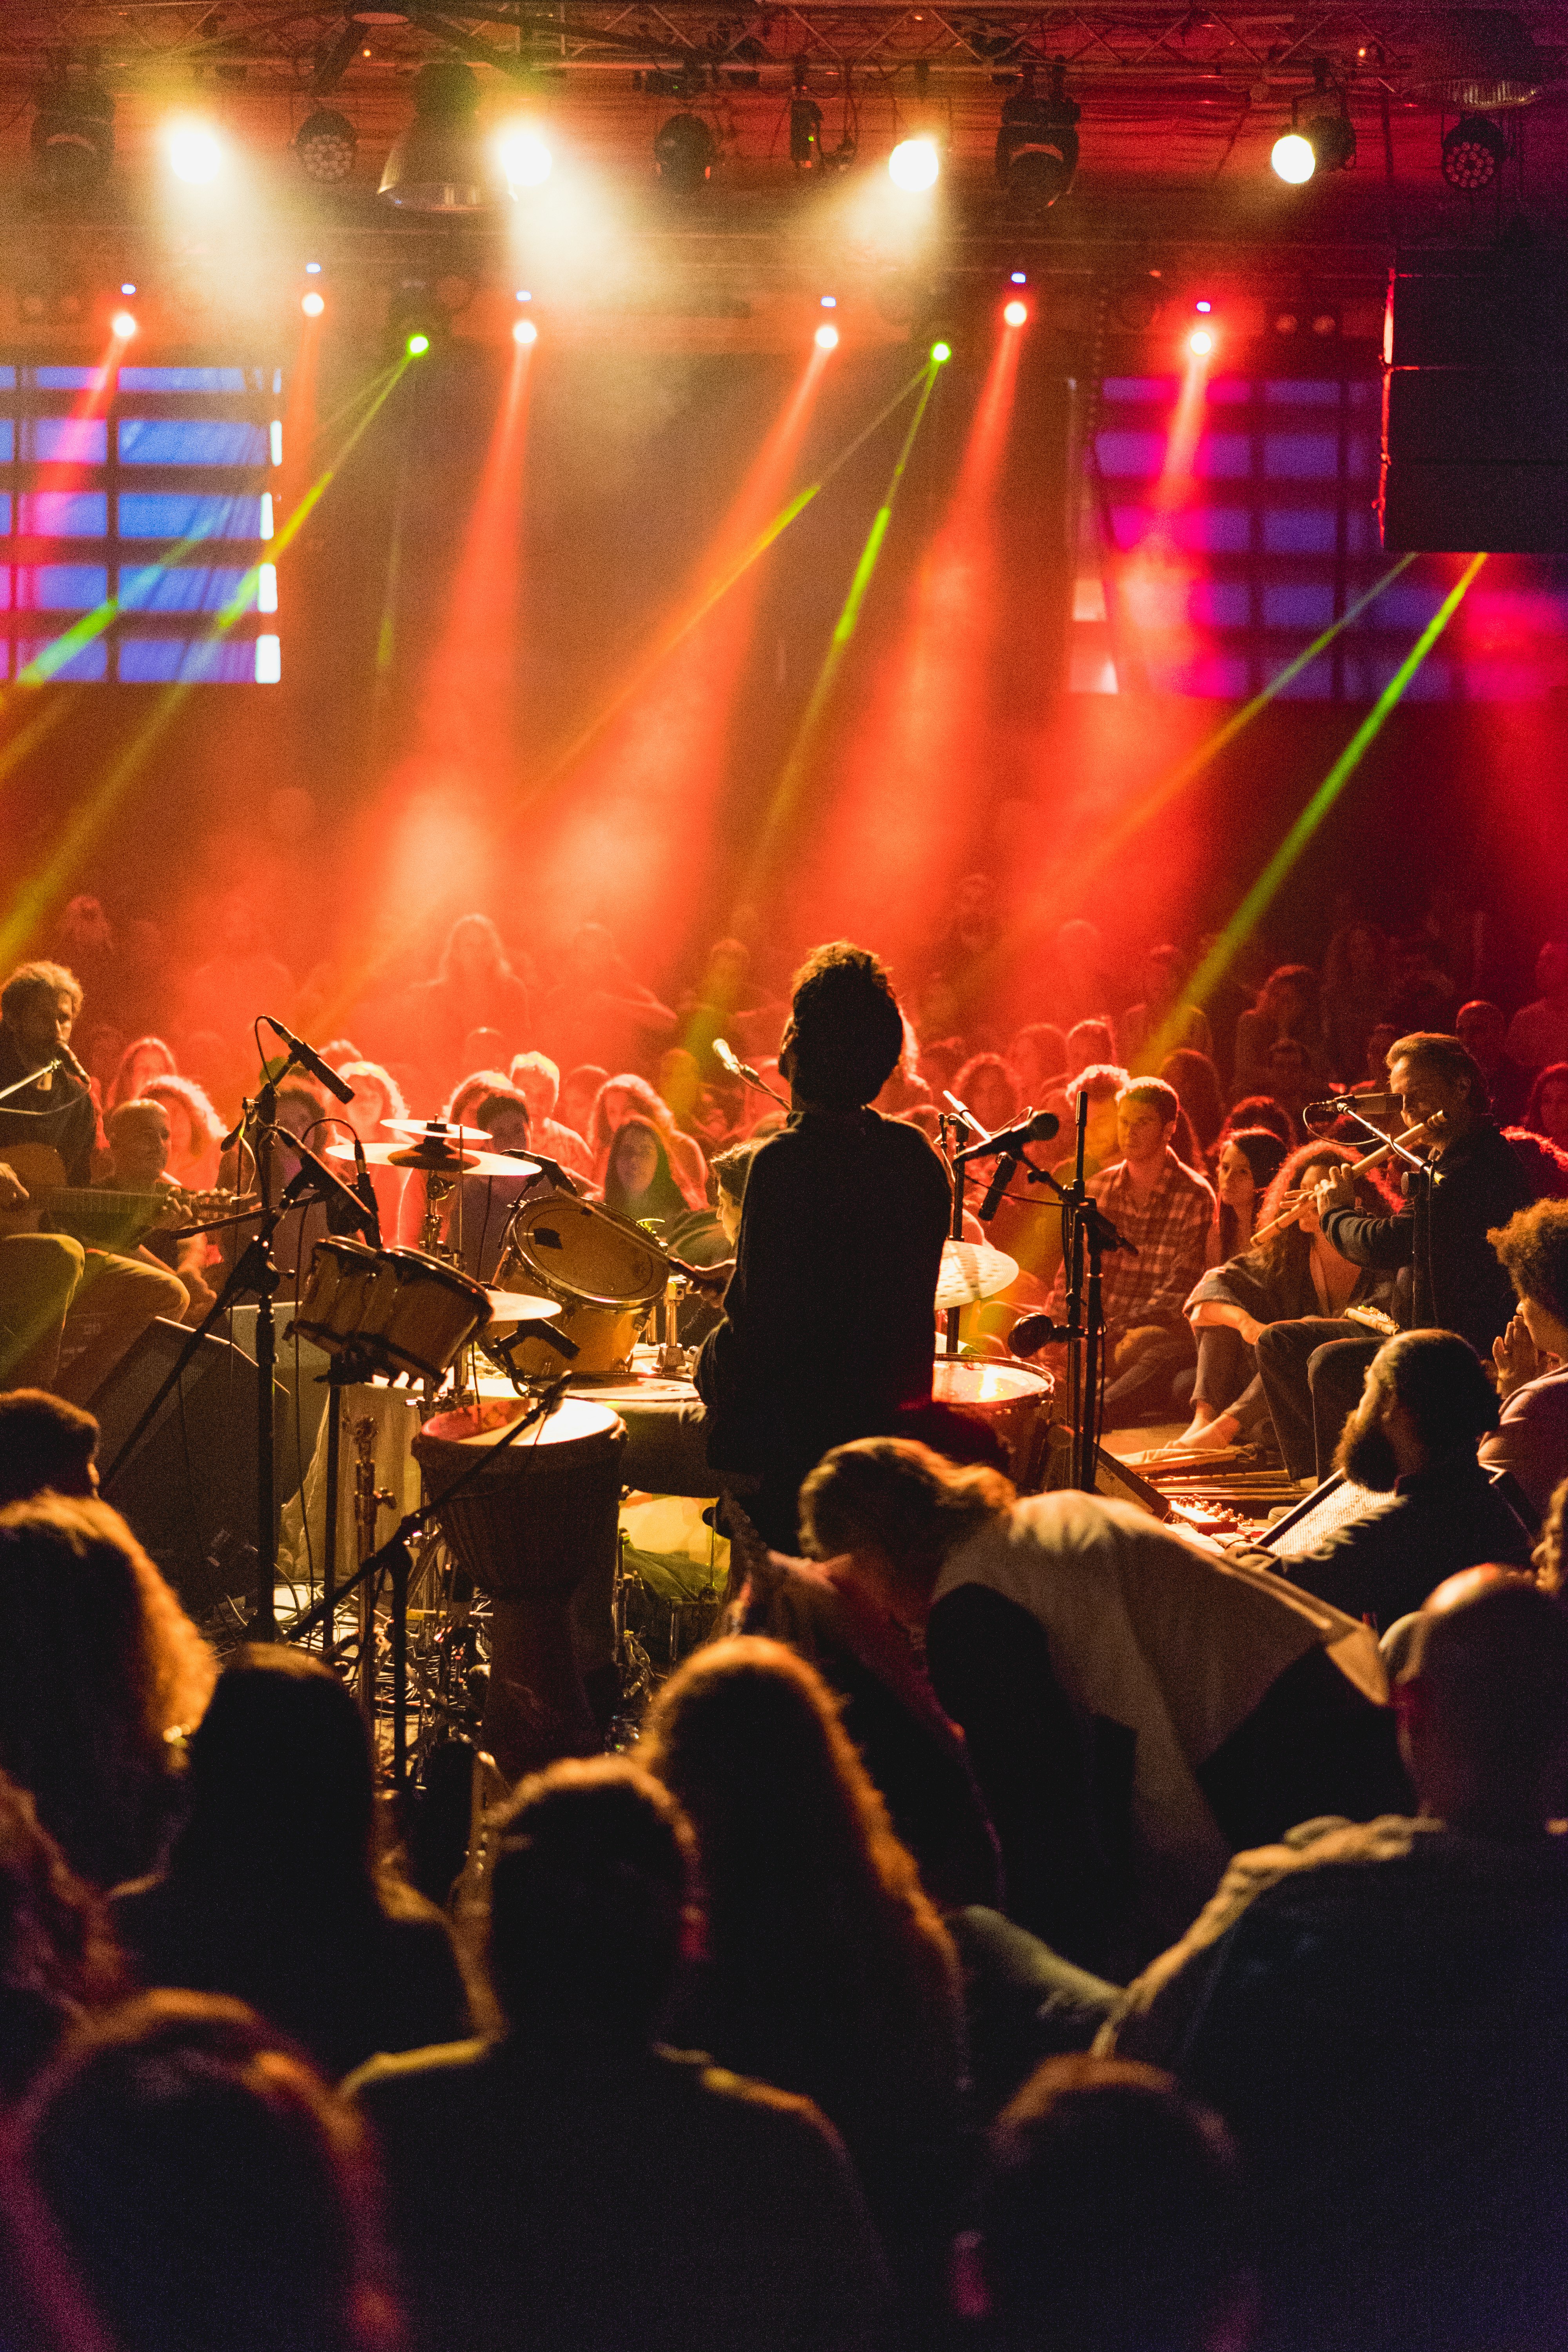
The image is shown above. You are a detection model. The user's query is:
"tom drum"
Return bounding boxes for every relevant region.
[493,1194,667,1380]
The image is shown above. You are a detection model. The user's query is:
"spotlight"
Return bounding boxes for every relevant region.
[1194,298,1212,313]
[1274,310,1299,334]
[306,262,322,274]
[1441,113,1506,189]
[167,122,223,184]
[889,137,940,192]
[407,332,430,357]
[789,93,824,169]
[1004,299,1028,327]
[111,309,137,340]
[815,322,839,349]
[301,290,325,318]
[1188,326,1214,356]
[820,295,837,308]
[995,60,1080,212]
[499,127,552,189]
[931,339,952,363]
[120,281,136,295]
[1271,131,1316,183]
[295,106,356,186]
[1010,270,1027,284]
[31,69,114,193]
[379,62,506,212]
[654,113,718,194]
[513,317,537,345]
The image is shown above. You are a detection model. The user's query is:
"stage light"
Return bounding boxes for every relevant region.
[31,70,114,193]
[931,340,952,363]
[111,310,137,340]
[1004,299,1028,327]
[820,295,837,308]
[120,281,136,295]
[380,62,506,212]
[1274,310,1299,334]
[889,137,939,192]
[306,262,321,274]
[1195,298,1212,313]
[407,332,430,356]
[1189,327,1214,355]
[815,322,839,349]
[295,106,356,185]
[301,290,325,318]
[1010,270,1027,284]
[167,122,223,184]
[1441,113,1506,189]
[654,113,718,193]
[499,127,552,189]
[1271,131,1316,183]
[513,317,537,345]
[995,60,1080,212]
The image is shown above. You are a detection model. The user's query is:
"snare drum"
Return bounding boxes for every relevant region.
[292,1239,491,1383]
[493,1194,667,1380]
[931,1356,1055,1492]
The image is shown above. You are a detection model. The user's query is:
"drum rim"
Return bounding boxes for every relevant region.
[381,1244,492,1303]
[932,1358,1053,1397]
[503,1196,666,1311]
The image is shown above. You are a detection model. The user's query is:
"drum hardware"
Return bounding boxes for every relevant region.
[653,1270,691,1378]
[351,1414,396,1715]
[283,1374,574,1788]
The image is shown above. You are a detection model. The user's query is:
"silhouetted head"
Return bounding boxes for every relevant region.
[175,1649,376,1887]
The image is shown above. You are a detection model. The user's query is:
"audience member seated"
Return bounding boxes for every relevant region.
[727,1498,1002,1912]
[1526,1059,1568,1150]
[1176,1142,1394,1454]
[1455,998,1531,1124]
[508,1051,595,1180]
[1213,1128,1291,1261]
[589,1073,707,1210]
[104,1035,177,1115]
[1235,1331,1535,1628]
[348,1757,890,2352]
[444,1084,544,1282]
[1105,1569,1568,2352]
[1049,921,1117,1038]
[602,1116,690,1232]
[1483,1198,1568,1526]
[0,1497,214,1888]
[559,1061,608,1143]
[1218,1096,1294,1151]
[1386,931,1459,1036]
[405,915,531,1096]
[1505,936,1568,1075]
[1006,1022,1068,1105]
[1503,1123,1568,1200]
[0,1390,99,1508]
[1065,1017,1117,1073]
[800,1442,1406,1971]
[141,1073,224,1196]
[1321,920,1392,1089]
[951,1051,1022,1139]
[1116,945,1214,1074]
[99,1101,214,1323]
[967,2054,1255,2352]
[1040,1078,1215,1427]
[20,1991,401,2352]
[0,1771,124,2098]
[113,1648,466,2079]
[177,893,293,1062]
[540,923,677,1077]
[642,1638,964,2313]
[1160,1047,1226,1155]
[1231,966,1327,1100]
[1259,1037,1318,1135]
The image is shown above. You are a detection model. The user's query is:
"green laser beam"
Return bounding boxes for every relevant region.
[1185,554,1487,1020]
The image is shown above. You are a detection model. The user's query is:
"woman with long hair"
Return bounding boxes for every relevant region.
[1173,1140,1397,1454]
[1525,1062,1568,1151]
[0,1499,216,1890]
[641,1637,964,2312]
[1212,1127,1290,1262]
[601,1118,688,1229]
[334,1060,408,1243]
[112,1648,466,2081]
[0,1771,125,2098]
[1160,1048,1226,1156]
[142,1074,224,1194]
[589,1073,707,1211]
[105,1037,177,1115]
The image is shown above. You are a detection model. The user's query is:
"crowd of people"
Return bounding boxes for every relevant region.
[2,884,1568,2346]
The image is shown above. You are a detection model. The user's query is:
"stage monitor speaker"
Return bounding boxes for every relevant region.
[95,1317,265,1624]
[1380,249,1568,553]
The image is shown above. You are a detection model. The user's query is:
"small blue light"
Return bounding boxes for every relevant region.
[1195,298,1212,313]
[1010,271,1026,284]
[120,282,136,295]
[820,295,837,308]
[305,261,322,275]
[516,289,532,302]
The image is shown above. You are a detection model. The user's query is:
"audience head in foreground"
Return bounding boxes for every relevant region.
[973,2054,1255,2352]
[19,1991,398,2352]
[0,1392,99,1510]
[1333,1328,1501,1490]
[1396,1565,1568,1836]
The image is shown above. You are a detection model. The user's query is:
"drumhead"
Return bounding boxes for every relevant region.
[385,1247,489,1306]
[422,1396,623,1450]
[505,1196,666,1310]
[932,1358,1051,1405]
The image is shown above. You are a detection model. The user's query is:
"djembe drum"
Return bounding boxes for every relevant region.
[414,1397,626,1782]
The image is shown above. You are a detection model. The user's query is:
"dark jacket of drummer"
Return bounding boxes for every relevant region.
[695,945,950,1550]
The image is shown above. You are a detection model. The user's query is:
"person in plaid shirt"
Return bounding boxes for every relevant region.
[1045,1077,1216,1426]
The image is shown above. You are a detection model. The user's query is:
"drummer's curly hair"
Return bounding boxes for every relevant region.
[785,942,906,1111]
[800,1438,1014,1598]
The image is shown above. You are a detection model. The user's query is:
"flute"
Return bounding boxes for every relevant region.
[1249,1118,1438,1245]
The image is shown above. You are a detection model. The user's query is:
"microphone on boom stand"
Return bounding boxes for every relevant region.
[713,1039,791,1113]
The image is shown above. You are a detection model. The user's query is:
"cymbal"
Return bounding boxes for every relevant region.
[482,1290,563,1325]
[325,1141,538,1180]
[935,1238,1020,1311]
[382,1118,493,1143]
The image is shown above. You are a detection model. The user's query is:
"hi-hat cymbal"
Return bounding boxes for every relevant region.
[482,1290,563,1325]
[382,1118,493,1143]
[325,1141,538,1180]
[934,1238,1020,1311]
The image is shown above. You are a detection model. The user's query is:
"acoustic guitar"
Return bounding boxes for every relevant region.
[0,1143,234,1253]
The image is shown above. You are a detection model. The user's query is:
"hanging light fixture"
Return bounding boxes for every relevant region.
[295,106,357,186]
[653,112,717,193]
[1441,113,1507,188]
[379,62,506,212]
[995,60,1081,211]
[31,64,114,193]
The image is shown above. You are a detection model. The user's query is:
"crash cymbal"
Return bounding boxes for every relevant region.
[934,1238,1020,1311]
[482,1290,563,1325]
[382,1118,493,1143]
[325,1141,538,1180]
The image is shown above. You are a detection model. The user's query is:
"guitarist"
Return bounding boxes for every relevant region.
[0,961,185,1403]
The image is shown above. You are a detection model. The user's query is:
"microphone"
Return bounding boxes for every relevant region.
[713,1038,744,1079]
[281,1136,380,1243]
[261,1016,355,1106]
[978,1154,1020,1222]
[1009,1312,1074,1357]
[57,1044,94,1089]
[505,1145,579,1198]
[954,1110,1061,1163]
[348,1130,383,1249]
[1305,1092,1394,1126]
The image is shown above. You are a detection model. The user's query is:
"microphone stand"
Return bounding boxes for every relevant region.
[0,1056,69,1108]
[1016,1093,1134,1494]
[714,1044,791,1115]
[937,1107,975,1361]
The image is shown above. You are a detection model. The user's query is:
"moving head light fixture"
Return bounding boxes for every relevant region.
[1270,57,1356,183]
[1441,112,1507,189]
[654,110,718,192]
[995,59,1080,211]
[31,57,114,193]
